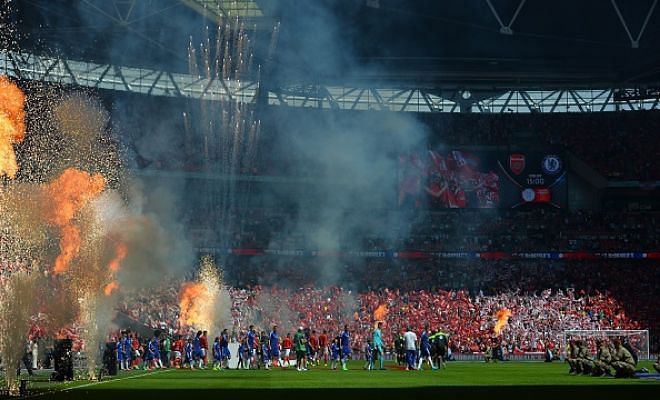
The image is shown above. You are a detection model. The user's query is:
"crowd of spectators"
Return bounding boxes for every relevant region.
[404,209,659,252]
[115,260,657,355]
[254,111,660,181]
[538,111,660,181]
[188,207,659,253]
[1,234,656,358]
[131,105,660,181]
[419,110,660,181]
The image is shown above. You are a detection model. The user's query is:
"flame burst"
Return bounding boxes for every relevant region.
[103,242,127,296]
[178,256,222,331]
[107,242,128,273]
[494,308,512,336]
[0,76,26,179]
[43,168,106,273]
[373,304,388,325]
[103,281,119,296]
[178,282,207,327]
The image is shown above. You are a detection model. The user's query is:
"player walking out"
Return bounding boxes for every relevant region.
[372,322,385,370]
[403,327,417,371]
[282,333,293,368]
[294,327,308,371]
[212,337,222,371]
[200,331,209,369]
[341,325,352,371]
[184,338,194,369]
[122,331,132,370]
[247,326,257,369]
[193,331,203,369]
[330,338,340,370]
[260,331,271,370]
[116,338,123,370]
[172,335,183,368]
[131,334,141,369]
[150,333,163,369]
[220,329,231,369]
[161,334,171,368]
[319,330,329,366]
[364,340,374,370]
[417,325,435,370]
[269,326,281,368]
[309,330,320,366]
[237,338,249,370]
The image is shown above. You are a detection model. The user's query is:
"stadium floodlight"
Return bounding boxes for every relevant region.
[561,329,650,361]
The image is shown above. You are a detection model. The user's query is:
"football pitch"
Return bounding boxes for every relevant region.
[7,361,659,400]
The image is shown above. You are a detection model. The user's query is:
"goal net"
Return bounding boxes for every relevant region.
[561,329,650,361]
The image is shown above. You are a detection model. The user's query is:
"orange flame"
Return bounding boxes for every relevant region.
[104,242,127,296]
[107,242,128,273]
[494,308,512,335]
[103,281,119,296]
[374,304,388,322]
[178,282,207,327]
[0,76,26,179]
[55,225,81,274]
[44,168,106,273]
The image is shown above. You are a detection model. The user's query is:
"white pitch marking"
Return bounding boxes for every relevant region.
[26,368,171,398]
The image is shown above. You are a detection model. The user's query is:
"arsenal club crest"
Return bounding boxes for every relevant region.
[509,154,525,175]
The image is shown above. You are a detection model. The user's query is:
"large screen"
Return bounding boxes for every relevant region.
[398,149,567,209]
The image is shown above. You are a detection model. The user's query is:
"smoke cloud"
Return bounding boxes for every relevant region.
[19,1,430,291]
[262,109,427,284]
[257,0,428,285]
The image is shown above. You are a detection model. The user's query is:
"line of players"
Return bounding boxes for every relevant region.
[115,325,355,371]
[392,325,450,371]
[205,324,360,372]
[115,322,451,372]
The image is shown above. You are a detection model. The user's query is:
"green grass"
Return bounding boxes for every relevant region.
[82,361,659,389]
[5,361,658,399]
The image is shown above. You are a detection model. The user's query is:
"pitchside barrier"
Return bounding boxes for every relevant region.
[562,329,650,361]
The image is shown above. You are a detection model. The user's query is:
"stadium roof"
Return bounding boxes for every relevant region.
[181,0,265,18]
[270,0,660,89]
[12,0,660,90]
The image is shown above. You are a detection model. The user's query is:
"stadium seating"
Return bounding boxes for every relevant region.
[2,209,657,354]
[114,260,656,354]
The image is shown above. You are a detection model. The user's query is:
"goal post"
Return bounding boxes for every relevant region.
[561,329,650,361]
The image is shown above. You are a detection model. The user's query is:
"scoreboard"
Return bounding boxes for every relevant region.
[398,149,567,209]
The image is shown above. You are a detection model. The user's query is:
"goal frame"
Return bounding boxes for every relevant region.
[561,329,650,361]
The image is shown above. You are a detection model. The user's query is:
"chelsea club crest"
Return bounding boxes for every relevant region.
[542,155,561,175]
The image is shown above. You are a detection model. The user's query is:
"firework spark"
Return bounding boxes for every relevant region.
[178,256,226,333]
[52,93,108,142]
[0,272,41,395]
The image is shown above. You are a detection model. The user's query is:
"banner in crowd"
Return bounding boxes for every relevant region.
[198,248,660,260]
[398,149,567,209]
